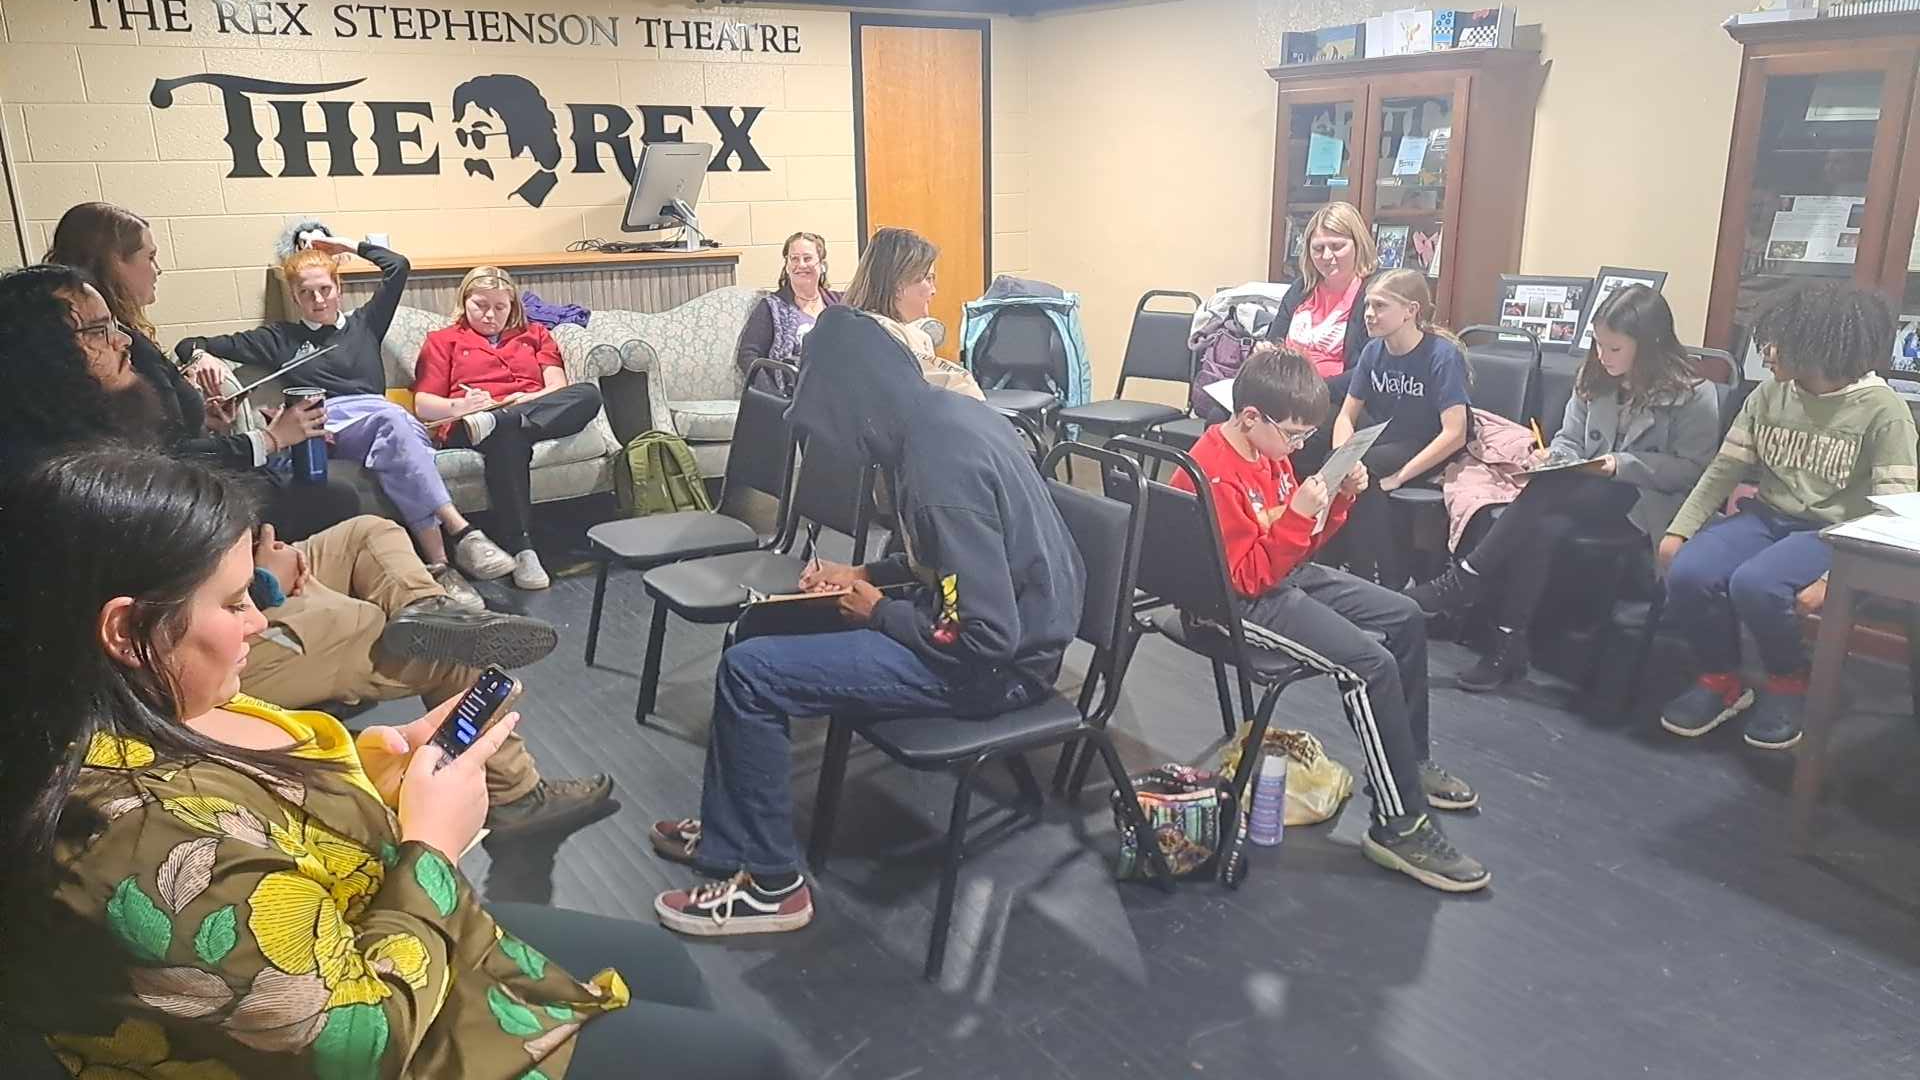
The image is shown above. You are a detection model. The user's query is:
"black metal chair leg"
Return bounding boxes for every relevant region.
[584,558,612,666]
[634,602,670,726]
[1227,686,1284,806]
[1088,731,1175,891]
[926,760,981,981]
[1237,673,1257,733]
[1049,741,1079,794]
[1003,754,1044,818]
[1625,588,1668,712]
[1211,660,1236,736]
[807,721,854,870]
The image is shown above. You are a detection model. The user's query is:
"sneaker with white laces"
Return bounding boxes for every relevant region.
[425,563,487,613]
[511,548,550,590]
[454,528,515,580]
[650,818,702,865]
[464,410,498,446]
[655,871,813,936]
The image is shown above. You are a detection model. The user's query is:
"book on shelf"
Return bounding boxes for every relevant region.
[1826,0,1920,17]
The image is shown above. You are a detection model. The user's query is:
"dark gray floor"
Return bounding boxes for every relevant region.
[353,536,1920,1080]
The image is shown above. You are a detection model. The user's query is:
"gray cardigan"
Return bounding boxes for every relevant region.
[1548,378,1720,543]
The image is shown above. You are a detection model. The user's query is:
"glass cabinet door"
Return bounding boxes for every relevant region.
[1274,94,1363,282]
[1368,90,1456,296]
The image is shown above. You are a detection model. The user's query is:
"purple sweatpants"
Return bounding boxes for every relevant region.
[324,394,452,530]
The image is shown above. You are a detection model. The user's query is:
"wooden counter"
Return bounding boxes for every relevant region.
[266,247,739,320]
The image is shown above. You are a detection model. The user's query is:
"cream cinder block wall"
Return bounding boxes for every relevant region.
[1023,0,1742,392]
[0,0,1032,342]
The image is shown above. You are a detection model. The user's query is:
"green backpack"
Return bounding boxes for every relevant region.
[615,430,714,517]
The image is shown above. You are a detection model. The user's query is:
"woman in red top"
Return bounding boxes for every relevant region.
[414,266,603,589]
[1266,201,1383,475]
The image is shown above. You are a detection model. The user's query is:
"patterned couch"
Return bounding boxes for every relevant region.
[558,284,763,477]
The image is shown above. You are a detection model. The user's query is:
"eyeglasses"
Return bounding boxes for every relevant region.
[75,318,129,344]
[1260,415,1316,449]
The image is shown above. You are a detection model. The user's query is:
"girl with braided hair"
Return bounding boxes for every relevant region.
[1657,280,1918,750]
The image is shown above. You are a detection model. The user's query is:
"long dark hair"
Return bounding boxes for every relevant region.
[1577,284,1698,407]
[45,202,156,340]
[0,450,334,874]
[0,264,116,460]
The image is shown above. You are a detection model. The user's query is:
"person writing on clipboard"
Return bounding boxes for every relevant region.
[645,304,1085,936]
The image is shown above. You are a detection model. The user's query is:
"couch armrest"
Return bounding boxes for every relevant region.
[550,322,625,382]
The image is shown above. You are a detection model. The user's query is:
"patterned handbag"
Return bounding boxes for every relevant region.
[1111,764,1248,887]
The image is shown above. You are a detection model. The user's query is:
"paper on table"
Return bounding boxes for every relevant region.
[1828,512,1920,552]
[1203,378,1235,415]
[1867,491,1920,518]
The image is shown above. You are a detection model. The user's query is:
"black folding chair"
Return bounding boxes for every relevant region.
[583,359,798,666]
[1054,290,1203,439]
[633,431,877,724]
[806,442,1174,980]
[1095,436,1318,820]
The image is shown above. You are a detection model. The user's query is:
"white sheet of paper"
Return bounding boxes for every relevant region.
[1867,492,1920,519]
[1828,512,1920,552]
[1393,135,1429,176]
[1315,421,1387,487]
[1203,378,1235,415]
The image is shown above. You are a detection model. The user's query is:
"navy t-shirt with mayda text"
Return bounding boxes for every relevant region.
[1349,333,1471,446]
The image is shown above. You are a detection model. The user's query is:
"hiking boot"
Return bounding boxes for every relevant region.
[1362,814,1490,893]
[1419,761,1479,811]
[486,775,615,838]
[425,563,486,613]
[454,528,516,581]
[376,598,559,669]
[650,818,702,865]
[1742,684,1805,750]
[511,549,550,590]
[1407,564,1484,618]
[1458,627,1529,693]
[655,871,814,936]
[1660,676,1754,738]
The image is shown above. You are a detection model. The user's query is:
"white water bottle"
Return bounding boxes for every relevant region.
[1248,753,1288,847]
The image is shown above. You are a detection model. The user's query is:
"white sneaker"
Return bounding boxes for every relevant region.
[424,563,487,613]
[464,410,498,446]
[453,528,515,581]
[511,548,550,590]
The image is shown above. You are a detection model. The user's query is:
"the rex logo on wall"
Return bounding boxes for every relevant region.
[150,72,771,208]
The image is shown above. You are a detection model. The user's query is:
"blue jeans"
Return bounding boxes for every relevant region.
[1666,502,1831,677]
[695,629,1037,876]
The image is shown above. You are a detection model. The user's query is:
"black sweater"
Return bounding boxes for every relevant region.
[131,331,258,469]
[791,306,1086,693]
[175,242,410,400]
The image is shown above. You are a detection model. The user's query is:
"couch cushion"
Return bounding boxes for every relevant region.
[433,424,615,485]
[669,400,739,443]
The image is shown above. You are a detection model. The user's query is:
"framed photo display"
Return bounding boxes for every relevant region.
[1573,267,1669,353]
[1495,275,1592,351]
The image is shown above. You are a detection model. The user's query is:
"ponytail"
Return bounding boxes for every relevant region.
[1368,268,1465,353]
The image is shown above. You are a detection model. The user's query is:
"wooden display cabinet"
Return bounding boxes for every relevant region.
[1267,46,1548,327]
[1709,13,1920,369]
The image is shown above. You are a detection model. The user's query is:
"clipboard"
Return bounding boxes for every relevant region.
[731,583,916,643]
[1522,456,1596,477]
[217,344,339,405]
[422,384,561,430]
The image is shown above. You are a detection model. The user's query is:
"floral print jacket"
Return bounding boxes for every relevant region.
[12,695,626,1079]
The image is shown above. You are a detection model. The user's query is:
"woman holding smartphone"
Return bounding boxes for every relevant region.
[0,449,792,1079]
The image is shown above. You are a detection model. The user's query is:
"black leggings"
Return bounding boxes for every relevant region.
[488,903,794,1080]
[1324,438,1431,590]
[449,383,602,552]
[1459,471,1640,630]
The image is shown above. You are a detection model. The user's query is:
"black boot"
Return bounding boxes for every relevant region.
[1407,563,1484,617]
[1458,627,1528,693]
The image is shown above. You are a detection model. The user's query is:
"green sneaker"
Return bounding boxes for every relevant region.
[1362,814,1490,893]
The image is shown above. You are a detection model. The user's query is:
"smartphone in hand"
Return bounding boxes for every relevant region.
[431,666,523,763]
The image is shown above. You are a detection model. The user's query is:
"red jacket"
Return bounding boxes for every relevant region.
[1174,424,1353,598]
[413,321,562,402]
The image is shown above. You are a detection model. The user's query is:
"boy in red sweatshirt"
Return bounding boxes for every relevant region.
[1176,344,1489,892]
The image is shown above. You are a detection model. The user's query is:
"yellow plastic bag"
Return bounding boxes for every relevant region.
[1219,724,1354,826]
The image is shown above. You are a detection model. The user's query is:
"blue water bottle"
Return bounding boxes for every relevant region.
[282,387,328,486]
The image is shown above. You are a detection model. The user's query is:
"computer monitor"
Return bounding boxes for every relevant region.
[621,142,713,248]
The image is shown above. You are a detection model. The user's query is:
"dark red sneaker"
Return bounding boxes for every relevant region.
[655,872,813,937]
[649,818,702,865]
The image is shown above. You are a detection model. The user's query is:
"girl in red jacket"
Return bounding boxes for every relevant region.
[414,266,604,589]
[1174,343,1488,893]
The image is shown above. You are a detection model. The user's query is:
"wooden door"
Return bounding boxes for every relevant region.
[1357,71,1470,321]
[1269,83,1370,280]
[856,17,989,359]
[1706,47,1919,349]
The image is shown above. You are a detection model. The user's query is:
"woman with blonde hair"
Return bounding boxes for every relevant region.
[841,226,984,400]
[1267,202,1383,380]
[413,266,603,589]
[175,233,510,601]
[735,231,840,383]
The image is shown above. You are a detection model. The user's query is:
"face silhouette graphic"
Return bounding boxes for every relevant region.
[451,74,563,208]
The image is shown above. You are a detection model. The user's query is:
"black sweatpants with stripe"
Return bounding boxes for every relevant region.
[1235,562,1431,824]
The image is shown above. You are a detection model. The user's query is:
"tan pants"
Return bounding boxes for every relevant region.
[240,515,541,803]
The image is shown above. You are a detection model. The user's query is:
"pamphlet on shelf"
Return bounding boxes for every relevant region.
[1306,132,1343,177]
[1766,195,1865,265]
[1393,136,1429,176]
